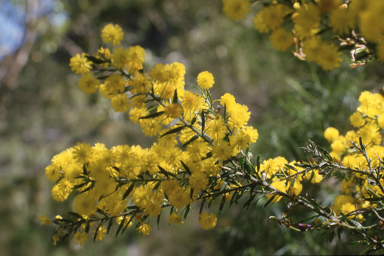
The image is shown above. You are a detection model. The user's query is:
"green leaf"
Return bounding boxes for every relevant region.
[85,222,91,233]
[116,216,126,237]
[317,145,333,162]
[158,165,175,178]
[85,55,108,64]
[180,161,192,175]
[182,134,200,148]
[122,216,134,235]
[328,230,334,243]
[264,195,276,208]
[230,192,238,206]
[68,212,83,220]
[218,195,226,215]
[94,225,100,241]
[123,183,135,200]
[256,155,261,172]
[207,91,213,107]
[83,164,88,176]
[172,90,178,104]
[190,117,196,126]
[190,188,194,199]
[139,111,164,120]
[107,218,114,234]
[201,110,206,133]
[199,200,205,215]
[157,213,161,230]
[184,205,190,219]
[243,194,256,210]
[160,126,185,138]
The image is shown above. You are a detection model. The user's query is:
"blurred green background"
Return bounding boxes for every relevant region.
[1,0,384,255]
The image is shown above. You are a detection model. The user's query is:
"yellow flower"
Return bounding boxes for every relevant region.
[52,234,60,246]
[69,53,92,74]
[169,212,184,225]
[253,4,290,34]
[38,213,51,225]
[350,112,365,128]
[164,103,183,118]
[110,93,131,113]
[269,28,293,51]
[197,71,214,89]
[78,72,100,94]
[198,212,217,230]
[136,223,152,235]
[74,232,88,245]
[222,0,251,21]
[101,24,124,46]
[324,127,339,142]
[329,8,355,35]
[93,225,107,241]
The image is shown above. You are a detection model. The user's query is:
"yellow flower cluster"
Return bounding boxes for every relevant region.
[324,89,384,220]
[46,24,260,243]
[222,0,384,69]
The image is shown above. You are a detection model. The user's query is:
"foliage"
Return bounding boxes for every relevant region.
[39,12,384,254]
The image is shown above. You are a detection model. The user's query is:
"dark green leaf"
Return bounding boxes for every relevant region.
[94,225,100,241]
[85,55,108,64]
[122,216,134,235]
[107,218,113,234]
[160,126,185,138]
[83,164,88,176]
[184,205,190,219]
[116,216,126,237]
[230,192,238,206]
[201,110,205,133]
[328,230,335,243]
[243,194,256,210]
[219,195,226,215]
[139,111,164,120]
[264,195,276,208]
[190,117,196,126]
[157,214,161,230]
[158,165,175,178]
[256,155,261,172]
[182,134,200,148]
[199,200,205,214]
[172,90,178,104]
[68,212,83,220]
[180,161,192,175]
[123,183,135,200]
[85,222,91,233]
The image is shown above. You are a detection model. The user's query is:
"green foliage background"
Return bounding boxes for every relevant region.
[1,0,384,255]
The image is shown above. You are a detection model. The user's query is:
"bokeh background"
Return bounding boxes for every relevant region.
[1,0,384,255]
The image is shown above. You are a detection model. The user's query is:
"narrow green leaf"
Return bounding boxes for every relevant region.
[201,110,205,133]
[122,216,134,235]
[160,126,185,138]
[184,205,190,219]
[85,55,107,64]
[243,194,256,210]
[139,111,164,120]
[83,164,88,176]
[256,155,261,172]
[180,161,192,175]
[190,188,194,199]
[158,165,175,178]
[116,216,126,236]
[94,225,100,241]
[207,91,213,107]
[230,192,238,206]
[182,134,199,148]
[218,195,226,215]
[68,212,83,220]
[123,183,135,200]
[264,195,276,208]
[199,200,205,214]
[328,230,334,243]
[190,117,196,126]
[85,222,91,233]
[172,90,178,104]
[107,218,113,234]
[73,183,87,189]
[157,214,161,230]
